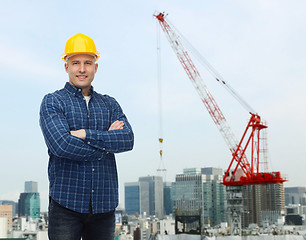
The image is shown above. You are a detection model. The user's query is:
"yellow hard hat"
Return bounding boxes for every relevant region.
[62,33,100,62]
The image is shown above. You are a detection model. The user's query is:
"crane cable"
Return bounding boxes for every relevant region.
[167,19,256,115]
[156,20,167,179]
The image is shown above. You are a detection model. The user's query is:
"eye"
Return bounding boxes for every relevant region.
[72,62,79,65]
[85,61,92,65]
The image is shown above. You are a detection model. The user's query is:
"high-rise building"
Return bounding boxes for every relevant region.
[125,182,140,215]
[124,177,165,219]
[163,182,172,215]
[0,205,13,231]
[18,192,40,218]
[242,183,285,227]
[201,167,223,176]
[139,176,164,219]
[18,181,40,218]
[174,170,204,223]
[172,167,226,227]
[0,200,18,217]
[284,187,306,226]
[284,187,306,206]
[25,181,38,193]
[139,180,150,216]
[203,169,227,226]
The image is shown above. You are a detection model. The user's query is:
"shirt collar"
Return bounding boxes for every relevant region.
[64,82,94,96]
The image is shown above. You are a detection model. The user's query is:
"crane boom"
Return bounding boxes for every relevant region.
[155,12,286,185]
[155,12,238,152]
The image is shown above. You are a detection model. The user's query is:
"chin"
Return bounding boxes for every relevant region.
[75,82,90,89]
[69,80,92,90]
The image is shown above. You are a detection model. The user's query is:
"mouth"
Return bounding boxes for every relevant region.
[77,75,87,80]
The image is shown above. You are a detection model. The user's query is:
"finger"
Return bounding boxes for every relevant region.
[112,121,124,128]
[109,121,124,130]
[109,122,118,130]
[108,121,117,130]
[116,122,124,129]
[117,121,124,127]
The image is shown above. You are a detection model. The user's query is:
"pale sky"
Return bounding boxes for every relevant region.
[0,1,305,211]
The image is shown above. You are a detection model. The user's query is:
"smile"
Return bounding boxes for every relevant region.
[77,75,87,79]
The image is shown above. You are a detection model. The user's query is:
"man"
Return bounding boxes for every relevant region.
[40,33,134,240]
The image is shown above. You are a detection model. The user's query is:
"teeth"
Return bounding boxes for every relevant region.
[78,76,86,79]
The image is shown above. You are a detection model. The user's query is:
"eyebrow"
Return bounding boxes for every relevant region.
[70,60,93,63]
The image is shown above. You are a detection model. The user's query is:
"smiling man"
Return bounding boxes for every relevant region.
[39,33,134,240]
[66,54,98,94]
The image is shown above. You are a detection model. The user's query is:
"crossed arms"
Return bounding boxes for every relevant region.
[40,94,134,161]
[70,120,124,140]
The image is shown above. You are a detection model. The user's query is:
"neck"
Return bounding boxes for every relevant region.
[82,88,90,96]
[68,82,91,96]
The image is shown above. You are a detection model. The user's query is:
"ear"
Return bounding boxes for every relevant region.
[95,63,98,73]
[65,63,69,73]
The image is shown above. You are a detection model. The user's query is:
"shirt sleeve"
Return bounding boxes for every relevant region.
[40,94,101,161]
[84,97,134,153]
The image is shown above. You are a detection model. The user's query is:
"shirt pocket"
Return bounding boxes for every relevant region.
[89,106,111,131]
[65,104,88,130]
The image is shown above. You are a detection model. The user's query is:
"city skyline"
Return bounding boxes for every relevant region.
[2,168,305,214]
[1,182,306,238]
[1,1,306,212]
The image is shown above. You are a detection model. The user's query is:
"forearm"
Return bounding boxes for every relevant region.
[70,129,86,140]
[84,97,134,153]
[85,124,134,153]
[40,120,101,160]
[40,95,101,161]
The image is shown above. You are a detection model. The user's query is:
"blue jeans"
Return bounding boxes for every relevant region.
[48,198,115,240]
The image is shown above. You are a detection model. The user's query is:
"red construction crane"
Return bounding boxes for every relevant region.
[154,12,286,186]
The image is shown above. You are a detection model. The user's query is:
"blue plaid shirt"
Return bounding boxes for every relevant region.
[40,82,134,214]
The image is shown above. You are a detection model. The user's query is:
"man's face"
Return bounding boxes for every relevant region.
[65,54,98,94]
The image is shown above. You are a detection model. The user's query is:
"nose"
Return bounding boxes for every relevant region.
[79,63,85,73]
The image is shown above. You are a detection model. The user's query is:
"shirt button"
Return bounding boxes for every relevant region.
[98,158,101,161]
[85,159,88,162]
[92,168,95,172]
[87,141,90,144]
[102,148,105,151]
[92,190,94,193]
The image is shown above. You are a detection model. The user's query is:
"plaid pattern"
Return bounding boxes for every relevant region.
[40,82,134,213]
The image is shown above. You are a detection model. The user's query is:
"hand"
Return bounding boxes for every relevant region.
[70,129,86,140]
[108,120,124,131]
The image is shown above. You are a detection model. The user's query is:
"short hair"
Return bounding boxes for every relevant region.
[66,54,97,62]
